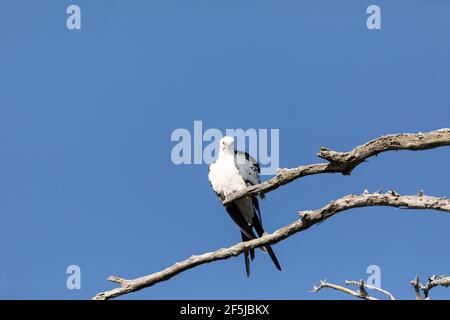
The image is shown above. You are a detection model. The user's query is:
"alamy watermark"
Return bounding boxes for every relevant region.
[66,265,81,290]
[170,121,280,175]
[367,5,381,30]
[366,264,381,288]
[65,4,381,31]
[66,5,81,30]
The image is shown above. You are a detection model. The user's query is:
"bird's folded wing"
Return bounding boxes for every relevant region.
[234,151,261,186]
[225,203,257,240]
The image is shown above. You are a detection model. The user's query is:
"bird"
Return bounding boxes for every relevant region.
[208,136,281,276]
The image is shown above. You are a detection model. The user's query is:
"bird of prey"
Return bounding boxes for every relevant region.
[208,136,281,276]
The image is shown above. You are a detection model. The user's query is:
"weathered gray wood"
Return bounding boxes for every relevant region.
[93,192,450,300]
[224,128,450,205]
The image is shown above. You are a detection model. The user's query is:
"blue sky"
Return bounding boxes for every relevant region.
[0,0,449,300]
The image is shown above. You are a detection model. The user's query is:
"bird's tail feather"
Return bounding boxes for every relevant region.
[241,232,251,277]
[264,244,282,271]
[243,250,251,277]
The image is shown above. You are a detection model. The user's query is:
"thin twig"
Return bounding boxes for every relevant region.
[310,279,378,300]
[345,280,395,300]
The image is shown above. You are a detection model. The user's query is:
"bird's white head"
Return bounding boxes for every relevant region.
[219,136,235,155]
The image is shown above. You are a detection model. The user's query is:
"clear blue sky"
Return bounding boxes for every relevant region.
[1,1,449,300]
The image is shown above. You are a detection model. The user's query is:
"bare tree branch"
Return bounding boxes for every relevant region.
[411,274,450,300]
[310,279,395,300]
[311,279,377,300]
[422,275,450,299]
[93,192,450,300]
[312,274,450,300]
[223,128,450,205]
[411,275,423,300]
[345,280,395,300]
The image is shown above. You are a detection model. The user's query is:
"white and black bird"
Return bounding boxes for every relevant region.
[208,136,281,276]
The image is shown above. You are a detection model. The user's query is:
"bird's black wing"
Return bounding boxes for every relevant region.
[225,203,257,240]
[232,150,282,272]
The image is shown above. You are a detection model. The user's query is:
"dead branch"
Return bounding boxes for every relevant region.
[93,192,450,299]
[345,280,395,300]
[310,279,393,300]
[411,274,450,300]
[411,275,423,300]
[312,274,450,300]
[223,128,449,205]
